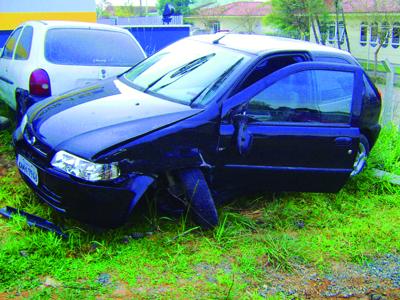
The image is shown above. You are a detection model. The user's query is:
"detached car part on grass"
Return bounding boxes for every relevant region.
[13,34,382,229]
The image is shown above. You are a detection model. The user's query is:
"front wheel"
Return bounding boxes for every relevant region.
[177,168,218,229]
[350,135,370,177]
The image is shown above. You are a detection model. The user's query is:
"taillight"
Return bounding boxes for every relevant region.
[29,69,51,97]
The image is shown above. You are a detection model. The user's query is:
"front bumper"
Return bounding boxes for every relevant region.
[13,130,154,227]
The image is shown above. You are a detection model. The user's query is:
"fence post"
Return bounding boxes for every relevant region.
[381,59,394,126]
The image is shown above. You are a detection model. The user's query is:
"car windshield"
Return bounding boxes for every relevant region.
[45,28,144,67]
[123,40,250,106]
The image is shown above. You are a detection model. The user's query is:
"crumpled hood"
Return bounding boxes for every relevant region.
[29,79,201,159]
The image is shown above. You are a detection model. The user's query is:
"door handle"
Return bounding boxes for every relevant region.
[335,137,352,147]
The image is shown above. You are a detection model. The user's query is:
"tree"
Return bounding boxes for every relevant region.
[114,1,141,17]
[236,6,262,33]
[156,0,193,16]
[263,0,328,40]
[192,4,225,32]
[96,0,113,17]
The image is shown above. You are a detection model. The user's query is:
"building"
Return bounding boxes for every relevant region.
[310,0,400,65]
[187,1,271,34]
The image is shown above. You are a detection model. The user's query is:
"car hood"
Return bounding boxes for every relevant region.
[30,79,202,159]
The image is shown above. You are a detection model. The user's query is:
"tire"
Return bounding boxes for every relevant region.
[351,134,370,177]
[178,168,218,229]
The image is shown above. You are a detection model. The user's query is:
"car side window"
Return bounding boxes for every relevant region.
[315,70,354,123]
[1,27,22,59]
[246,70,354,124]
[15,26,33,60]
[235,54,307,93]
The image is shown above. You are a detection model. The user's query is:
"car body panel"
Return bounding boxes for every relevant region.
[0,21,146,110]
[13,34,382,227]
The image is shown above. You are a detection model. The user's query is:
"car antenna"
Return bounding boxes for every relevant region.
[212,34,227,44]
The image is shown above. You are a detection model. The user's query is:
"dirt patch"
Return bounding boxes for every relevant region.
[0,154,15,177]
[258,254,400,298]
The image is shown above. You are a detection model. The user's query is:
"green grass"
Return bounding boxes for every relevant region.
[0,125,399,298]
[359,60,400,75]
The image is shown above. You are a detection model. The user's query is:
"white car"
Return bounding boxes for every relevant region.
[0,20,146,113]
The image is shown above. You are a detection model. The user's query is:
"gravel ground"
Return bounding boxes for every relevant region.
[258,254,400,299]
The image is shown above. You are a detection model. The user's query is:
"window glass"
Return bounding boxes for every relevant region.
[247,70,316,122]
[247,70,353,124]
[237,55,306,92]
[2,27,22,59]
[315,70,353,123]
[45,28,144,66]
[124,40,249,106]
[15,26,33,60]
[392,22,400,48]
[327,22,344,44]
[212,21,220,33]
[328,23,336,44]
[381,22,390,48]
[360,22,368,46]
[370,22,378,47]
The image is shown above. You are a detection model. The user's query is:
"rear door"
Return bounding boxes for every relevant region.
[216,62,364,192]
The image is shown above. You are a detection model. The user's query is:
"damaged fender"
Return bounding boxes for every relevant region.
[126,175,155,215]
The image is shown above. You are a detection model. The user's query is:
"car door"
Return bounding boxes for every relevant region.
[215,62,364,193]
[0,26,23,109]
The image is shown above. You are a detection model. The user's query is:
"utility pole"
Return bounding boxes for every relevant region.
[335,0,341,50]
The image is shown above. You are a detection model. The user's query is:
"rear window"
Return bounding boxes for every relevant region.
[45,28,144,66]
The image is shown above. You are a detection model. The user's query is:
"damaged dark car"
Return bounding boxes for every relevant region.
[13,34,381,229]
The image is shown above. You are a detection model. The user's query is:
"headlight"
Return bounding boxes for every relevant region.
[51,151,120,182]
[20,114,28,133]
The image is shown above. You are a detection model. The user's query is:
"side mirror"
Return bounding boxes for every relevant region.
[0,116,10,131]
[233,114,253,156]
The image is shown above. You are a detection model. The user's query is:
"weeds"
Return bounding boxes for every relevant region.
[0,125,399,298]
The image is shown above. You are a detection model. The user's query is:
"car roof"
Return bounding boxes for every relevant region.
[20,20,129,33]
[190,33,350,57]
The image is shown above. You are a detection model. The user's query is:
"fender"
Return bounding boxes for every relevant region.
[126,175,155,215]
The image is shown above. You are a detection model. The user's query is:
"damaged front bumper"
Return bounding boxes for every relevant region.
[0,206,67,237]
[14,131,155,227]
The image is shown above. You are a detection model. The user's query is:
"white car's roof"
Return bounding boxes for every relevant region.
[21,20,129,33]
[190,33,349,56]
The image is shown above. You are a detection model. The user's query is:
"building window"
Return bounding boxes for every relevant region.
[381,22,390,48]
[327,22,344,45]
[370,22,378,47]
[327,23,336,44]
[360,22,368,46]
[212,21,220,33]
[393,22,400,48]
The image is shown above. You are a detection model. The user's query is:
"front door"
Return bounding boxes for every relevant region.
[215,62,364,193]
[0,27,23,109]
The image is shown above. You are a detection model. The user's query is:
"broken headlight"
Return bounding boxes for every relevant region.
[51,151,120,182]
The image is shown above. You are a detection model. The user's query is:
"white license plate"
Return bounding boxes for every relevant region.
[17,154,39,186]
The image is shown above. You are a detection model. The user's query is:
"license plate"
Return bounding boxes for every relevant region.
[17,154,38,186]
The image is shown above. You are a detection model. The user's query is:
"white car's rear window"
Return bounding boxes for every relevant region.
[45,28,145,67]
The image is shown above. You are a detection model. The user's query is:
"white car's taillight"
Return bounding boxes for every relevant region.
[29,69,51,97]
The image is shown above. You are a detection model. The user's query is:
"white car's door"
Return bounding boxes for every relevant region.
[0,27,23,109]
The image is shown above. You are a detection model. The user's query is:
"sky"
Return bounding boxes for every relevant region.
[96,0,157,7]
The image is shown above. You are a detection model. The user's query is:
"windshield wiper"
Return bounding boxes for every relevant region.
[143,54,215,93]
[189,57,244,106]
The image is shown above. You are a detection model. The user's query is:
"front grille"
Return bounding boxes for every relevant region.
[23,126,51,157]
[18,137,66,213]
